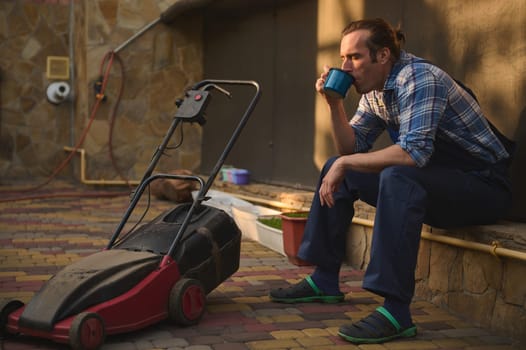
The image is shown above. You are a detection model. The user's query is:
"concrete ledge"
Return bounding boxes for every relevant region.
[212,180,314,211]
[434,221,526,252]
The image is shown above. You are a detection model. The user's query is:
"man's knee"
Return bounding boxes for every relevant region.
[378,165,423,193]
[322,156,339,174]
[380,165,418,181]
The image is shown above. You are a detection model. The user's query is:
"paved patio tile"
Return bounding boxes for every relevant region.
[0,183,524,349]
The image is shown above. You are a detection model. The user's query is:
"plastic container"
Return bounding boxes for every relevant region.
[232,169,250,185]
[220,166,233,182]
[255,216,285,255]
[232,205,281,242]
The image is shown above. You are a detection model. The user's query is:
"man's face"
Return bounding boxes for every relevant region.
[340,29,390,94]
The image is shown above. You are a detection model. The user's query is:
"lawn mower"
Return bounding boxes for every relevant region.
[0,79,261,350]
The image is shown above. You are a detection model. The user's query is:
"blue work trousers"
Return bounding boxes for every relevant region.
[298,156,512,303]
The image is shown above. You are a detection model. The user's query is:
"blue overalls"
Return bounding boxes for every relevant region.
[297,131,512,304]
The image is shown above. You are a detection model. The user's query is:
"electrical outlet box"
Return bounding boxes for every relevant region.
[46,56,70,80]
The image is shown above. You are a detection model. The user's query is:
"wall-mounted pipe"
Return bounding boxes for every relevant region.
[350,217,526,262]
[113,0,212,53]
[64,146,139,186]
[223,193,526,263]
[68,0,75,146]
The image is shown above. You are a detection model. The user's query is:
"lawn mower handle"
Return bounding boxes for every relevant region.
[166,80,260,259]
[106,173,205,249]
[190,80,261,196]
[107,80,260,256]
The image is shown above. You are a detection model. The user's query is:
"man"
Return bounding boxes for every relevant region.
[269,18,512,344]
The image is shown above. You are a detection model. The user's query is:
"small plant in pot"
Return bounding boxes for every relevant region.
[280,211,311,266]
[257,216,282,230]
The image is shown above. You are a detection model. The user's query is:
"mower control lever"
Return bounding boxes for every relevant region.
[174,90,211,125]
[174,84,232,125]
[202,83,232,98]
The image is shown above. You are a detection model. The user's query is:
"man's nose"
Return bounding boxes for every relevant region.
[341,59,352,72]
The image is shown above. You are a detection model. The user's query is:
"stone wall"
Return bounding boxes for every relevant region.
[0,1,72,178]
[346,201,526,342]
[415,238,526,341]
[0,0,204,183]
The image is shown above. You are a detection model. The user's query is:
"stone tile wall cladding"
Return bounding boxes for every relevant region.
[346,202,526,342]
[0,1,203,182]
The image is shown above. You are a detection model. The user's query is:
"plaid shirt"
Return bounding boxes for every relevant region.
[351,51,509,168]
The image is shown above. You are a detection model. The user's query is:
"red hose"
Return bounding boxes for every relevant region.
[1,51,130,202]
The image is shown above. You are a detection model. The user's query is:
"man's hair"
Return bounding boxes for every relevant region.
[342,18,405,62]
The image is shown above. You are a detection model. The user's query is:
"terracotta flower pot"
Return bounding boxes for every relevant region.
[280,212,311,266]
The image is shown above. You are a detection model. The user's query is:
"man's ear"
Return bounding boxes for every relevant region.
[377,47,391,64]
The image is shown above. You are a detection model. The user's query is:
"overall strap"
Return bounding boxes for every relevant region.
[415,59,515,163]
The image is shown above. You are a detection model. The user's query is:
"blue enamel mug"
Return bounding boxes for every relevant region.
[323,68,354,98]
